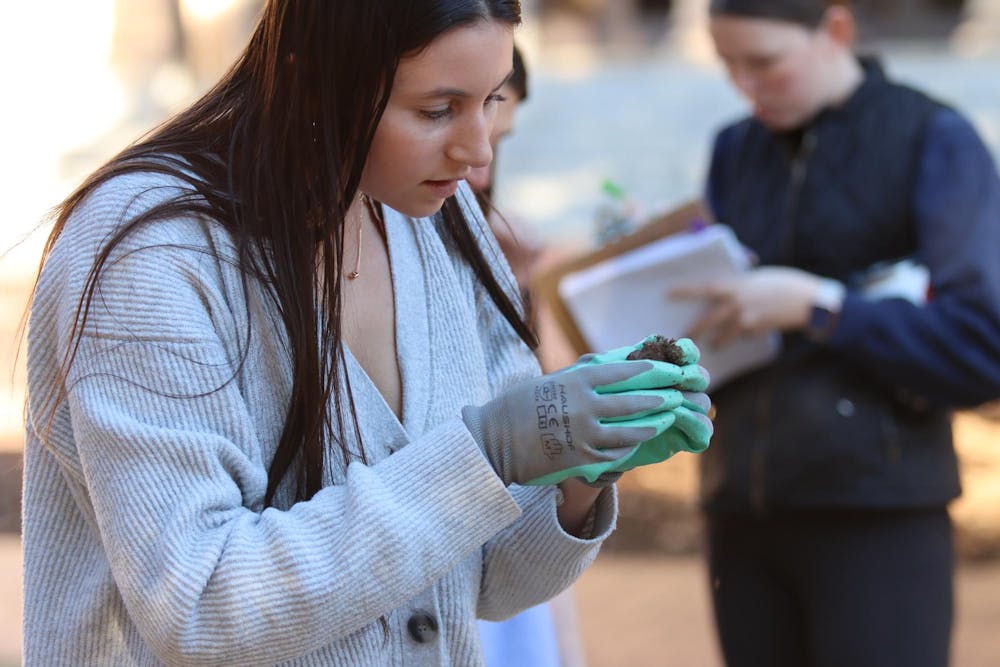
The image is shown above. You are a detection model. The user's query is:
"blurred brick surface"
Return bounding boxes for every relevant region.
[574,553,1000,666]
[0,536,21,665]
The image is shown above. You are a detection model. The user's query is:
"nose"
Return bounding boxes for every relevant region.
[447,111,493,170]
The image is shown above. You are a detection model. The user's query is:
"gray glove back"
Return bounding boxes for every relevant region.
[462,360,669,486]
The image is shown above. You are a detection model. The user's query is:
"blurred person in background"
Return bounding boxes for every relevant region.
[468,44,546,328]
[470,44,585,667]
[672,1,1000,665]
[22,1,713,664]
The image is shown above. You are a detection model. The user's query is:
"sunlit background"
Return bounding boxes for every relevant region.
[2,1,999,664]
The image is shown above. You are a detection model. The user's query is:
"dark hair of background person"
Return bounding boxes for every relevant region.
[474,42,528,213]
[709,0,849,27]
[509,44,528,101]
[34,0,529,507]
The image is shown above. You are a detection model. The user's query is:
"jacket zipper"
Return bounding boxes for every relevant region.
[750,128,818,516]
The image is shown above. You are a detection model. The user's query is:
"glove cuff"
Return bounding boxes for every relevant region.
[580,471,623,488]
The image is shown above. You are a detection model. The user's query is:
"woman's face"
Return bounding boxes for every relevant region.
[361,20,515,218]
[710,15,835,131]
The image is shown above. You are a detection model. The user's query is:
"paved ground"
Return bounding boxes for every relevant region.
[574,553,1000,667]
[3,537,1000,666]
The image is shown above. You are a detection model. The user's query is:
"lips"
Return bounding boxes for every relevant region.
[423,179,460,199]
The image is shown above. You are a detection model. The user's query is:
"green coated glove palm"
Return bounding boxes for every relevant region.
[580,336,710,394]
[578,336,701,367]
[462,360,682,487]
[527,336,714,486]
[526,403,713,486]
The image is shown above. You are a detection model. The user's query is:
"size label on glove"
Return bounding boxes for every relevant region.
[535,381,573,460]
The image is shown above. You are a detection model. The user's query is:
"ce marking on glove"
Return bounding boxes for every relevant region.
[535,381,573,460]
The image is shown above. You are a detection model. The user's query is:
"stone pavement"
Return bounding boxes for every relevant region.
[574,553,1000,666]
[3,539,1000,666]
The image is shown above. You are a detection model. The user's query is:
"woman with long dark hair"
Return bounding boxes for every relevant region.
[23,1,710,664]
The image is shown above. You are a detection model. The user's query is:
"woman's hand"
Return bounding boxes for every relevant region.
[462,360,681,487]
[556,478,604,537]
[671,266,824,346]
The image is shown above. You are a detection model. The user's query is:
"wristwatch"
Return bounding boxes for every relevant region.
[806,278,846,341]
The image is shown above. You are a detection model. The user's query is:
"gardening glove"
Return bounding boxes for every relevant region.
[579,388,712,487]
[620,404,714,464]
[462,360,680,487]
[562,337,712,487]
[526,404,713,486]
[578,336,710,394]
[578,336,700,367]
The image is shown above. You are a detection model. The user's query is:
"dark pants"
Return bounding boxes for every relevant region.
[707,508,954,667]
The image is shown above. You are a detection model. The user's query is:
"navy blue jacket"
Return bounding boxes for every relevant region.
[702,60,1000,514]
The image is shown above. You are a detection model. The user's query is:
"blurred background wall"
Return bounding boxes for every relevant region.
[1,1,999,664]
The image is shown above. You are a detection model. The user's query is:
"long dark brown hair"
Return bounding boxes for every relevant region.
[37,0,532,506]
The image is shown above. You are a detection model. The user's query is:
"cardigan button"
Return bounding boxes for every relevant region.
[407,612,439,644]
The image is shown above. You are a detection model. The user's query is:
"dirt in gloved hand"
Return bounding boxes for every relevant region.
[625,335,685,365]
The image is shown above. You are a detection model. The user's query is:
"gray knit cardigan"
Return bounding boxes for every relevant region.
[23,174,615,666]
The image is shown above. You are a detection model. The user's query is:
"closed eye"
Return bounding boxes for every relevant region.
[420,106,452,121]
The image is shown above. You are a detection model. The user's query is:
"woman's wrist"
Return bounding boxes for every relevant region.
[555,478,603,537]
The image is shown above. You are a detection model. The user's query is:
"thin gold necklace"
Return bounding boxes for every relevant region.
[346,193,382,280]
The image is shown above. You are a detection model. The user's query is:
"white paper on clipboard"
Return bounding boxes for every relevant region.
[558,224,780,389]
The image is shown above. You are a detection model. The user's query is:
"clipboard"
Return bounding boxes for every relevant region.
[533,199,710,358]
[532,199,780,387]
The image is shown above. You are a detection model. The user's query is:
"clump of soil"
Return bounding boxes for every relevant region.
[626,335,685,365]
